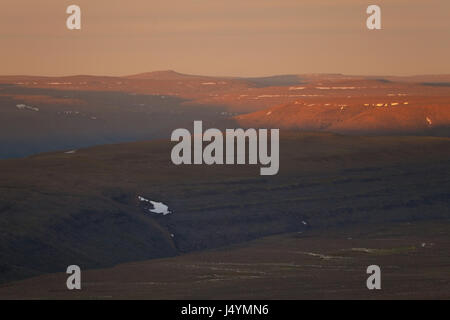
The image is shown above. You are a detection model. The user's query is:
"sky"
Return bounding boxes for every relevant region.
[0,0,449,77]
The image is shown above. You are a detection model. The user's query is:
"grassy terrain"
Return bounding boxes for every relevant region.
[0,131,449,285]
[1,220,449,299]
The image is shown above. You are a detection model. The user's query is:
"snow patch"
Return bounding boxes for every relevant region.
[257,94,281,98]
[291,94,321,97]
[332,86,356,90]
[289,86,306,90]
[388,93,408,97]
[298,251,337,260]
[138,196,171,215]
[16,104,39,112]
[316,86,357,90]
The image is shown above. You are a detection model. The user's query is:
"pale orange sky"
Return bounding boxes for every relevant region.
[0,0,449,77]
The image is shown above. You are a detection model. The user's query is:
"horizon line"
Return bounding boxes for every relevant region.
[1,70,450,79]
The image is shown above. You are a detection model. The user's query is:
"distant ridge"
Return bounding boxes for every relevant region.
[124,70,215,80]
[2,71,450,85]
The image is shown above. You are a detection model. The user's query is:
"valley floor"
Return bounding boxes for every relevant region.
[1,220,449,300]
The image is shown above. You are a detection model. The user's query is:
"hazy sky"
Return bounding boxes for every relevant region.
[1,0,449,77]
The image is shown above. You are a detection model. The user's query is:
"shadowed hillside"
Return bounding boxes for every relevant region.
[1,132,449,284]
[1,220,449,299]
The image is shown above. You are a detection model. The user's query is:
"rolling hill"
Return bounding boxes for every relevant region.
[1,72,449,159]
[1,132,449,284]
[236,95,450,135]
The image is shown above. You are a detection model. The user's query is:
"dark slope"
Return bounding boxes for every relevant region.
[0,84,229,158]
[2,220,449,299]
[1,132,450,284]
